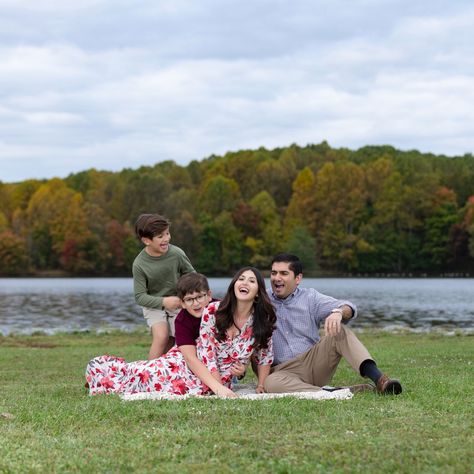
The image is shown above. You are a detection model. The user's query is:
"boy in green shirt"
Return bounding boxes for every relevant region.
[133,214,195,359]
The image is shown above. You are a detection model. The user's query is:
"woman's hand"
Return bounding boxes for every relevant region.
[215,386,238,398]
[256,363,270,394]
[230,361,246,378]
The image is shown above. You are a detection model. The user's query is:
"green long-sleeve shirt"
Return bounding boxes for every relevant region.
[132,244,195,309]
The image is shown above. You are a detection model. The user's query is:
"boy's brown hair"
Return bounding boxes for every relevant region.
[135,214,170,240]
[176,273,210,299]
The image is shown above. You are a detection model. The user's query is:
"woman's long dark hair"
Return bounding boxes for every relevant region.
[215,267,276,350]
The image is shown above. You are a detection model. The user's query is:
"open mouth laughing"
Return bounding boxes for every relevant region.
[237,286,250,296]
[272,281,285,292]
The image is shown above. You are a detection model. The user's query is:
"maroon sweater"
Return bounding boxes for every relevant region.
[174,299,219,347]
[174,308,201,347]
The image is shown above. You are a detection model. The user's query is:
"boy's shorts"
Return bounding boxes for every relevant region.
[142,307,179,337]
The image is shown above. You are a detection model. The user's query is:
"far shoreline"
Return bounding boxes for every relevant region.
[1,271,473,279]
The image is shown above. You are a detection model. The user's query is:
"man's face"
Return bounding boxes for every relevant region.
[270,261,302,299]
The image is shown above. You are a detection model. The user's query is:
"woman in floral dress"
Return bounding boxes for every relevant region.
[85,267,276,397]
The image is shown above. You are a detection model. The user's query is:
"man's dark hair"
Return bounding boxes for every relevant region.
[176,273,209,299]
[134,214,170,240]
[271,253,303,276]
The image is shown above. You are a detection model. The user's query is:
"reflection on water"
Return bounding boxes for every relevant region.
[0,279,140,335]
[305,278,474,333]
[0,277,473,335]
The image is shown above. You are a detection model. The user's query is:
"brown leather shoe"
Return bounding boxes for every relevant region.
[376,374,402,395]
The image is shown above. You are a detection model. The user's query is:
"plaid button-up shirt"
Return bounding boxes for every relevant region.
[268,286,357,365]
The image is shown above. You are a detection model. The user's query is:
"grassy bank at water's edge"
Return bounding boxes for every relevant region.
[1,331,473,473]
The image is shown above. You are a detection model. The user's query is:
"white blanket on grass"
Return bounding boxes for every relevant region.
[120,383,353,401]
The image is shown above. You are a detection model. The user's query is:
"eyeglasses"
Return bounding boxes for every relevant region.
[182,293,208,306]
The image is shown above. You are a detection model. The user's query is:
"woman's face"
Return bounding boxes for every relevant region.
[233,270,259,302]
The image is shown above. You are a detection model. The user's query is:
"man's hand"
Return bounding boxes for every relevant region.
[324,311,343,336]
[162,296,181,311]
[230,361,246,378]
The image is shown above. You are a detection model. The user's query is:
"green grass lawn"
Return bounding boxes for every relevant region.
[1,331,473,473]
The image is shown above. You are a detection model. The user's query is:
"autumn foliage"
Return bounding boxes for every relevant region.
[1,142,473,275]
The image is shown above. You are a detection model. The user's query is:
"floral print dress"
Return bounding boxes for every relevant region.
[85,301,273,396]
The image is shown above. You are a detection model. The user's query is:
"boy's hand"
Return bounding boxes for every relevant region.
[230,361,246,378]
[162,296,181,311]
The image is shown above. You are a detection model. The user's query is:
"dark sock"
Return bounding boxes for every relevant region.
[360,360,383,384]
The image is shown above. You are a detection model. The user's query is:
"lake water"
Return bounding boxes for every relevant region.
[0,277,473,336]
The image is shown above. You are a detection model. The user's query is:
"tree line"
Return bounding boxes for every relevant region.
[1,141,474,276]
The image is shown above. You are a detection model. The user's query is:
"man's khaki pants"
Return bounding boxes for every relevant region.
[264,325,373,393]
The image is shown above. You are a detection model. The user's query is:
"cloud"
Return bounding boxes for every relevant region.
[0,1,473,182]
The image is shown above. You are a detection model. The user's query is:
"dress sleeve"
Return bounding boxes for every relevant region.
[196,303,220,373]
[254,337,274,366]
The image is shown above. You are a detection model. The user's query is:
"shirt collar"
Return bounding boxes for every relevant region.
[271,285,301,303]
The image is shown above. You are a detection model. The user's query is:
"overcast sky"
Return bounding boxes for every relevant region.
[1,0,473,183]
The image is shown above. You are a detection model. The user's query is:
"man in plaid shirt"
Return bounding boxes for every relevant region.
[265,253,402,395]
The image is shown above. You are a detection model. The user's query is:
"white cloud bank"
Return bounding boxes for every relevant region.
[0,0,473,182]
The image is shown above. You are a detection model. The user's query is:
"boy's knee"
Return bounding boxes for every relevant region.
[151,324,169,343]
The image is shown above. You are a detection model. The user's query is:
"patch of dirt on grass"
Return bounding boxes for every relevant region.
[0,338,59,348]
[1,412,15,419]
